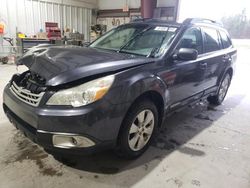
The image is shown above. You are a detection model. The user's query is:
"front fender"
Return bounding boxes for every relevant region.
[126,74,167,105]
[108,69,169,108]
[102,66,169,139]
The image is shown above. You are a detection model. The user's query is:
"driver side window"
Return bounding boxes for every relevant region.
[176,27,203,54]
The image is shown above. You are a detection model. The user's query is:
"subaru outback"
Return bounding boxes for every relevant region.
[3,18,237,158]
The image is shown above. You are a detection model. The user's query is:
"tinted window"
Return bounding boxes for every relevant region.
[203,27,221,53]
[176,27,203,54]
[220,30,232,49]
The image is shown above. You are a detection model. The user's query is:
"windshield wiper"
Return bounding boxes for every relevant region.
[147,29,170,58]
[118,51,146,57]
[117,27,152,53]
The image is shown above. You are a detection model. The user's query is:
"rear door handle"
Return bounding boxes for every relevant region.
[199,62,207,69]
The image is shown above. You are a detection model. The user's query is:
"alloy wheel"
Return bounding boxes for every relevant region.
[218,74,231,102]
[128,109,155,151]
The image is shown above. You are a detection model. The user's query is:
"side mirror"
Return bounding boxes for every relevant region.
[174,48,198,61]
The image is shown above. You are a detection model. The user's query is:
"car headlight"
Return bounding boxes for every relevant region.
[46,75,115,107]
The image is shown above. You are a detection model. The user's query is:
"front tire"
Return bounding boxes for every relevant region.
[208,73,231,105]
[116,99,158,159]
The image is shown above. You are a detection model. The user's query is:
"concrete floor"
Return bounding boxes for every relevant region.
[0,41,250,188]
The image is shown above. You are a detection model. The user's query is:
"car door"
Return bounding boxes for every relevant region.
[200,27,226,90]
[159,27,207,108]
[218,29,236,72]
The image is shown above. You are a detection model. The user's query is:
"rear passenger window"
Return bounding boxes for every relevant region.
[220,30,232,49]
[203,27,221,53]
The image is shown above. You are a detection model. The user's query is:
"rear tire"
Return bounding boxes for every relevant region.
[116,99,158,159]
[207,73,231,105]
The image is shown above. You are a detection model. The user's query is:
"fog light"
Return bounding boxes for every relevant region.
[52,135,95,148]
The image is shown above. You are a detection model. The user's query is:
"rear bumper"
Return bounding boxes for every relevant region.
[3,84,129,155]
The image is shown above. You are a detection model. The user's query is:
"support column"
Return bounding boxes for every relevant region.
[141,0,157,19]
[175,0,181,21]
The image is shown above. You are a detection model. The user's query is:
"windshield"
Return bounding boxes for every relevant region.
[90,24,177,57]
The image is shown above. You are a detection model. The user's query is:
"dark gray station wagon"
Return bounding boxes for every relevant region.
[3,18,237,159]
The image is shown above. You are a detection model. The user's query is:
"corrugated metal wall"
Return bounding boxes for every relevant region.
[0,0,92,41]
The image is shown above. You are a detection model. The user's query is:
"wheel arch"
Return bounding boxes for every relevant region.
[217,66,234,86]
[128,90,165,127]
[120,74,168,128]
[116,89,166,146]
[226,67,233,78]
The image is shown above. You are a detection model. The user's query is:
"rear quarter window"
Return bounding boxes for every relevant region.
[219,30,232,49]
[202,27,221,53]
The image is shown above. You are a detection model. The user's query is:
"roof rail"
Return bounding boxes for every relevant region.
[183,18,223,26]
[130,18,153,22]
[131,18,174,23]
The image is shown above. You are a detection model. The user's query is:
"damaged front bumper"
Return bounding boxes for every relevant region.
[2,84,125,155]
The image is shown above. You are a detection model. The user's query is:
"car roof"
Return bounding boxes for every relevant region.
[130,18,181,28]
[129,18,226,30]
[183,18,226,30]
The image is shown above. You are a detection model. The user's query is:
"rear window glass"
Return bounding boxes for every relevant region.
[203,27,221,53]
[220,30,232,49]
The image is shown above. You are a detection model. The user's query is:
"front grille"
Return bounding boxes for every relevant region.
[9,81,44,107]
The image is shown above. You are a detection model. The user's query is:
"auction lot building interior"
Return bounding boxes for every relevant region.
[0,0,250,187]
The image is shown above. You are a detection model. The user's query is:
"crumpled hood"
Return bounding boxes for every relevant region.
[18,45,151,86]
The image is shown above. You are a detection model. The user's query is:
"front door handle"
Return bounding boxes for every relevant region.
[222,54,231,62]
[199,62,207,69]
